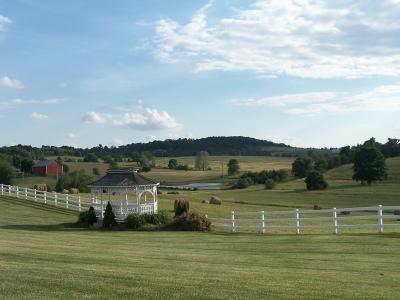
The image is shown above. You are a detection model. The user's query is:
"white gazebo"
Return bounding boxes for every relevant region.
[89,169,159,222]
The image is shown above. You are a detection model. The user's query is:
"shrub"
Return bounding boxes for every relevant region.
[78,207,98,226]
[168,212,211,231]
[340,211,350,215]
[233,177,253,189]
[305,170,328,191]
[142,166,151,172]
[313,205,321,210]
[126,213,145,229]
[78,211,89,225]
[143,210,171,225]
[87,206,98,225]
[103,201,116,228]
[174,199,190,217]
[264,179,276,190]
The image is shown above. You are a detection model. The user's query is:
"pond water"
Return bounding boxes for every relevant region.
[160,182,222,190]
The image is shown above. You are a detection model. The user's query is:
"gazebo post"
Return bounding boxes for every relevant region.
[125,188,128,206]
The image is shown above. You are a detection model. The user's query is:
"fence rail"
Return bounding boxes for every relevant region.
[208,205,400,234]
[1,183,91,211]
[0,184,156,222]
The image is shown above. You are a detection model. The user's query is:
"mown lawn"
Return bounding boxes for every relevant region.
[0,195,400,299]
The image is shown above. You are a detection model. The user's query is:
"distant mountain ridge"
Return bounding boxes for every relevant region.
[100,136,291,156]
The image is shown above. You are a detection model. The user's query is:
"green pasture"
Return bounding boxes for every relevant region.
[1,195,400,299]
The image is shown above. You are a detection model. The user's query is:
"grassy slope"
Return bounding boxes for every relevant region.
[156,157,400,218]
[1,195,400,299]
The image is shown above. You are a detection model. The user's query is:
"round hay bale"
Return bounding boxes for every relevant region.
[209,196,222,205]
[69,188,79,194]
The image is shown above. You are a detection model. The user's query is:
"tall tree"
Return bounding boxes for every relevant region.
[353,147,387,185]
[195,151,209,171]
[0,161,15,185]
[227,159,240,176]
[292,157,314,178]
[168,159,178,170]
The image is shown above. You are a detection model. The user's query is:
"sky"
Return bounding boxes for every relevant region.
[0,0,399,149]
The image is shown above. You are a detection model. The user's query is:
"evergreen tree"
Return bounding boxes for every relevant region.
[103,201,116,228]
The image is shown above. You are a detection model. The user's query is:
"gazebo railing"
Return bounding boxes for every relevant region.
[92,202,157,222]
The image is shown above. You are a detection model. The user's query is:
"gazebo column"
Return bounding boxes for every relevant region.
[125,188,128,205]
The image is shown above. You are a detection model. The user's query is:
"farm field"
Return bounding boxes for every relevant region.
[1,195,400,299]
[13,156,294,188]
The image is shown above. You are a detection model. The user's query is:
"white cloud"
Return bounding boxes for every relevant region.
[0,15,11,32]
[11,98,63,105]
[66,132,78,139]
[81,111,108,124]
[30,112,48,121]
[230,83,400,114]
[0,76,23,89]
[112,139,125,147]
[113,106,181,130]
[83,101,182,131]
[154,0,400,78]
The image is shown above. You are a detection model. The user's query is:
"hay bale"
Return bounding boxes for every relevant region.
[69,188,79,194]
[209,196,222,205]
[34,184,47,191]
[63,189,69,194]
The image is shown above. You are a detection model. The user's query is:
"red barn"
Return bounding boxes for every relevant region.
[32,160,64,177]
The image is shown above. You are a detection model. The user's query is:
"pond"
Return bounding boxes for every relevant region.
[160,182,222,190]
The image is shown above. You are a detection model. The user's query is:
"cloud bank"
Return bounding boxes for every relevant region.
[82,101,181,131]
[154,0,400,78]
[230,83,400,114]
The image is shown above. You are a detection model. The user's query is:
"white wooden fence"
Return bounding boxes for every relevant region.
[0,184,156,222]
[208,206,400,234]
[0,183,91,211]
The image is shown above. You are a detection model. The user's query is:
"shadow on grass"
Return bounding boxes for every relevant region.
[0,222,85,232]
[0,196,79,216]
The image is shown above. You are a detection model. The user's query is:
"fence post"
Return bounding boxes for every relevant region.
[296,209,300,235]
[1,184,3,195]
[8,185,11,196]
[16,186,19,198]
[66,194,69,209]
[333,208,338,235]
[25,188,28,200]
[231,211,235,233]
[44,191,47,204]
[78,196,81,212]
[378,205,384,233]
[34,189,37,201]
[54,192,58,206]
[261,211,265,234]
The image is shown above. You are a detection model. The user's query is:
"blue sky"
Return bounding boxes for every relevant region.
[0,0,399,148]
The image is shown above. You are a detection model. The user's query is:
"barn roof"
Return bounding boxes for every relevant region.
[89,169,158,187]
[32,160,58,168]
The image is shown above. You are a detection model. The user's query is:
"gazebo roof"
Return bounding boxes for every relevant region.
[89,169,159,187]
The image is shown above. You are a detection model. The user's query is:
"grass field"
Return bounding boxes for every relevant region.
[1,195,400,299]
